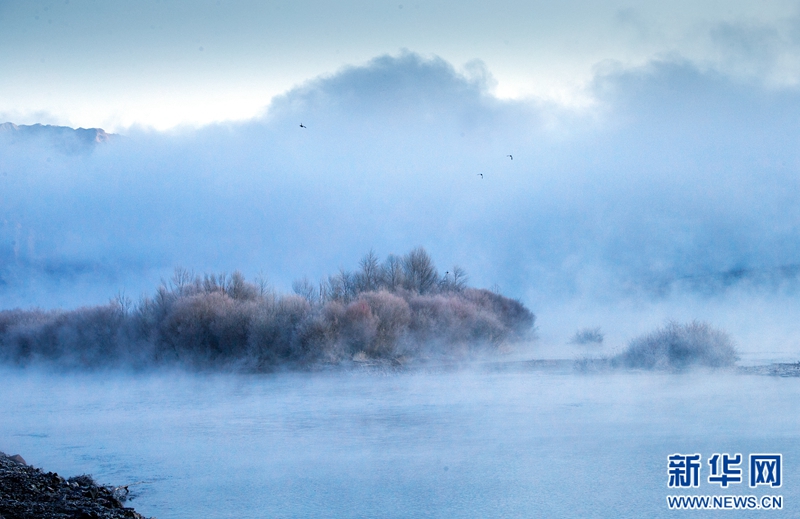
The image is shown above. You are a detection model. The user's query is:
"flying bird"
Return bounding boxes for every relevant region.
[299,123,307,128]
[507,154,513,160]
[477,173,483,178]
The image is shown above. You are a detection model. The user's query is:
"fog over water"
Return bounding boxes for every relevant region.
[2,367,798,518]
[3,53,800,355]
[3,51,800,517]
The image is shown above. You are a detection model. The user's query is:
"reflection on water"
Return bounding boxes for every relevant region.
[1,365,798,518]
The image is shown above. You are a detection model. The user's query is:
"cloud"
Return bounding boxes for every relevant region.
[2,52,800,321]
[705,16,800,86]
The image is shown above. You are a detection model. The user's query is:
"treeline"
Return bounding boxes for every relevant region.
[0,248,535,370]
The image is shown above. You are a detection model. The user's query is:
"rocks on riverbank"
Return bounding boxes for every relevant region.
[0,452,148,519]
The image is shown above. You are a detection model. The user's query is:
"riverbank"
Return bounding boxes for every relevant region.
[0,452,148,519]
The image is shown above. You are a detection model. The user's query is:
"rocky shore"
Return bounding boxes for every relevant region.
[0,452,148,519]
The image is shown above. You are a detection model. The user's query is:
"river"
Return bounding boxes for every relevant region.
[1,364,797,518]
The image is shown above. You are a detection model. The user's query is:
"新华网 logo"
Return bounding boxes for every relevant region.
[666,453,783,511]
[667,453,782,488]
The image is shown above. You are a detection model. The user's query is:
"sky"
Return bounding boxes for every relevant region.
[3,1,800,354]
[2,0,800,130]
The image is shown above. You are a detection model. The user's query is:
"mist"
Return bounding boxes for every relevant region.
[3,365,798,518]
[2,52,800,360]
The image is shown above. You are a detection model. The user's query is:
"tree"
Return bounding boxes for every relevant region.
[226,271,258,301]
[440,265,468,292]
[381,254,404,292]
[292,277,318,303]
[402,247,438,294]
[356,249,381,293]
[169,267,194,296]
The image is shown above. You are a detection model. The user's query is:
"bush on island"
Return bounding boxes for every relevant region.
[0,248,536,370]
[612,321,738,370]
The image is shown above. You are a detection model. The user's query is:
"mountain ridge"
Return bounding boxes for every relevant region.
[0,122,115,153]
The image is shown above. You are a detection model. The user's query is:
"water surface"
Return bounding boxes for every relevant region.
[1,365,797,518]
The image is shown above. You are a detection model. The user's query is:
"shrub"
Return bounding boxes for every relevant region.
[357,291,411,357]
[571,327,604,345]
[0,248,537,370]
[460,288,535,339]
[0,305,126,368]
[613,321,738,370]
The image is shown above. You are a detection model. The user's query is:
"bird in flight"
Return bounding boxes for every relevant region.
[507,154,513,160]
[299,123,307,128]
[477,173,484,179]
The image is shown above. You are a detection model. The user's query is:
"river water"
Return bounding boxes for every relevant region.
[1,364,798,518]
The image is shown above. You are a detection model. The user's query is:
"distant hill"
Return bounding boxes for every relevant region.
[0,122,114,154]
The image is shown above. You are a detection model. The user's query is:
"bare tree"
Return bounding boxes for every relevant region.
[292,276,318,303]
[203,273,226,294]
[226,271,257,300]
[254,271,272,299]
[322,273,345,302]
[451,266,468,290]
[402,247,439,294]
[169,267,194,296]
[381,254,405,292]
[112,290,133,315]
[356,249,381,293]
[440,265,468,292]
[318,280,329,302]
[340,268,357,301]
